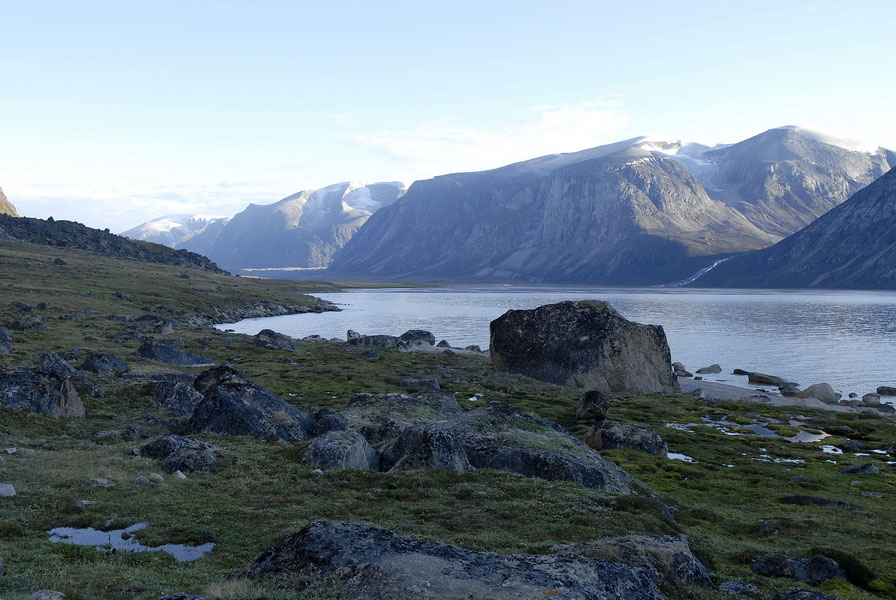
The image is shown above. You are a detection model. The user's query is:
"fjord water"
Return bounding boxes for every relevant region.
[219,286,896,399]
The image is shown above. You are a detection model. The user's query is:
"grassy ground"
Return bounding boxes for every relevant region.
[1,240,895,599]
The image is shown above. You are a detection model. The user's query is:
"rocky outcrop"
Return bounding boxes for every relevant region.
[242,520,666,599]
[140,435,218,473]
[136,340,214,367]
[341,391,464,444]
[573,534,711,586]
[79,353,129,378]
[187,365,314,442]
[0,360,85,417]
[490,301,678,394]
[584,420,668,456]
[0,187,18,217]
[303,430,379,470]
[0,214,226,273]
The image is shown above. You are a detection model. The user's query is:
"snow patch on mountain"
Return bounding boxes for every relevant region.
[121,214,230,247]
[774,125,880,153]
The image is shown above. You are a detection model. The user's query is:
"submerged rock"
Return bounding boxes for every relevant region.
[876,385,896,396]
[490,301,678,394]
[188,365,314,442]
[747,372,792,387]
[241,520,666,600]
[695,364,722,374]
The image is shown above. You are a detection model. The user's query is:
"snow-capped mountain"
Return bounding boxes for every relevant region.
[121,214,231,248]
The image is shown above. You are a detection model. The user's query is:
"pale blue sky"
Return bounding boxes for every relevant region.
[1,0,894,231]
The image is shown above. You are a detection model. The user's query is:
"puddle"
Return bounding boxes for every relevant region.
[821,445,843,455]
[667,418,829,444]
[47,522,214,561]
[668,452,697,463]
[786,431,830,443]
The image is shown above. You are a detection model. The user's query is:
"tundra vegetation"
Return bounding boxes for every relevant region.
[0,240,894,599]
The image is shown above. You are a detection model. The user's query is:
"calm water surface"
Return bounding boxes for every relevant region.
[218,286,896,399]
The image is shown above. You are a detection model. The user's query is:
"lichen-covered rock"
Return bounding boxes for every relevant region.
[574,534,711,586]
[765,591,840,600]
[136,340,214,367]
[584,419,669,456]
[346,330,400,348]
[379,425,472,473]
[140,435,218,472]
[0,367,84,417]
[749,554,844,585]
[303,430,379,470]
[241,520,666,600]
[576,390,610,423]
[187,365,313,442]
[490,301,678,394]
[341,391,463,444]
[398,329,436,347]
[153,381,204,416]
[254,329,295,351]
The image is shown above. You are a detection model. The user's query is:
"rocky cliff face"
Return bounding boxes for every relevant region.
[165,181,405,272]
[699,127,895,238]
[693,166,896,289]
[327,142,773,284]
[0,187,19,217]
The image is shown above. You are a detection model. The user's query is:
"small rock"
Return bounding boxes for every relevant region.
[311,468,324,476]
[779,383,801,396]
[778,494,850,508]
[5,447,16,454]
[719,581,759,596]
[0,483,16,497]
[254,329,296,351]
[398,329,436,347]
[576,390,610,423]
[90,478,116,488]
[464,344,482,352]
[174,470,187,480]
[747,372,791,387]
[839,463,879,475]
[848,392,858,398]
[10,301,32,312]
[70,499,94,512]
[732,368,749,375]
[765,591,840,600]
[399,377,440,391]
[150,473,164,481]
[303,429,379,470]
[54,257,67,265]
[442,348,455,355]
[436,340,451,348]
[133,476,152,485]
[841,440,864,450]
[362,349,378,359]
[749,553,844,585]
[30,591,65,600]
[696,364,722,374]
[862,393,881,406]
[584,419,668,456]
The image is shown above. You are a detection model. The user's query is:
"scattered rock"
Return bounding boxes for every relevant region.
[490,301,679,394]
[341,391,464,444]
[141,435,218,473]
[90,478,116,488]
[876,385,896,396]
[254,329,295,351]
[398,329,435,347]
[303,430,379,470]
[719,581,759,596]
[133,476,152,485]
[362,349,378,359]
[174,470,187,480]
[379,425,472,473]
[346,330,400,349]
[576,390,610,423]
[840,440,864,450]
[778,495,850,508]
[696,364,722,374]
[0,365,85,417]
[241,520,665,599]
[779,384,801,397]
[188,365,314,442]
[747,372,792,387]
[765,591,840,600]
[153,381,204,416]
[732,368,750,375]
[54,257,67,265]
[310,409,348,436]
[749,554,844,585]
[398,377,440,391]
[839,463,879,475]
[584,419,668,456]
[436,339,451,348]
[38,353,81,379]
[464,344,482,352]
[30,591,65,600]
[5,316,47,331]
[149,473,164,481]
[0,483,16,497]
[795,383,840,404]
[136,340,214,367]
[79,353,129,378]
[9,301,31,312]
[862,393,881,405]
[70,499,94,512]
[311,468,323,476]
[574,534,711,586]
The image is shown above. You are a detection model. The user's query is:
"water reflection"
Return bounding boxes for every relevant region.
[47,522,214,561]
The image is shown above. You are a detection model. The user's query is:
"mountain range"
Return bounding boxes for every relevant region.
[123,181,405,273]
[326,127,894,284]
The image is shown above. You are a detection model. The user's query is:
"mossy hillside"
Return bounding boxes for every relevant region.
[0,239,895,599]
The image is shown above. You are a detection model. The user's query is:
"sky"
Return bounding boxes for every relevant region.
[1,0,894,232]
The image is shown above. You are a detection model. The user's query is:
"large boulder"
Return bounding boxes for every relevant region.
[140,435,218,472]
[79,353,129,378]
[379,426,473,473]
[136,340,214,367]
[0,367,84,417]
[303,430,379,470]
[576,390,610,423]
[241,520,666,600]
[796,383,840,404]
[749,554,844,586]
[489,301,678,394]
[153,381,204,416]
[584,420,669,457]
[398,329,436,347]
[346,330,400,349]
[341,391,463,444]
[187,365,314,442]
[574,534,711,586]
[254,329,295,351]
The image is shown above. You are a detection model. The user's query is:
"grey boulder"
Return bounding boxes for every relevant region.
[303,430,379,470]
[574,534,711,586]
[749,554,844,585]
[584,419,669,456]
[490,301,678,394]
[796,383,840,404]
[137,340,214,367]
[254,329,295,351]
[140,435,218,472]
[153,381,204,416]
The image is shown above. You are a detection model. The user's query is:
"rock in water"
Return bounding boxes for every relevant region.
[490,301,678,394]
[241,520,666,599]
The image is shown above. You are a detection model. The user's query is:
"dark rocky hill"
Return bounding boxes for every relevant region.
[325,141,774,285]
[0,214,227,273]
[0,187,18,217]
[693,166,896,289]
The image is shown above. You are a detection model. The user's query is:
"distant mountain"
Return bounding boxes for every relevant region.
[690,166,896,289]
[0,214,226,273]
[326,139,775,285]
[121,214,230,249]
[0,187,18,217]
[128,181,405,272]
[694,126,895,237]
